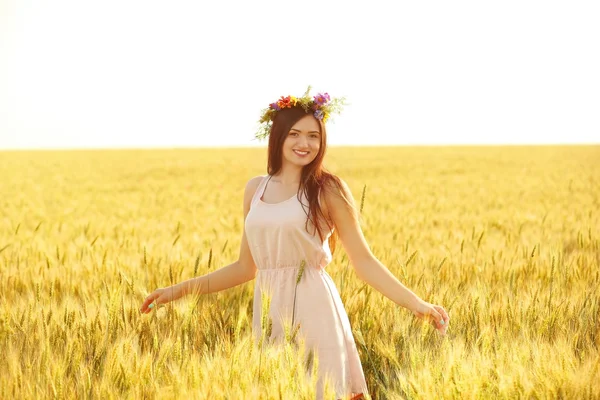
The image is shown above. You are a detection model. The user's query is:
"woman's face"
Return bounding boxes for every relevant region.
[281,114,321,168]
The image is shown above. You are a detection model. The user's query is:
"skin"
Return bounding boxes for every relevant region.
[140,114,450,336]
[321,178,450,335]
[277,114,321,185]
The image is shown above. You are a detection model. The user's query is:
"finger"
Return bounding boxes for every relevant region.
[430,309,444,329]
[140,292,159,313]
[433,306,450,325]
[434,305,449,319]
[434,305,450,324]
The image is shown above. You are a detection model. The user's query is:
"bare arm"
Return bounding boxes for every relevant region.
[181,176,260,295]
[322,177,449,333]
[139,176,261,313]
[323,180,421,310]
[181,227,258,296]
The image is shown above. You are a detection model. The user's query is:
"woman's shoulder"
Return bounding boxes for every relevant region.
[318,174,352,220]
[247,174,267,187]
[243,175,267,213]
[321,173,352,199]
[244,175,267,199]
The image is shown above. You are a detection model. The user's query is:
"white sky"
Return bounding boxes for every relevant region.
[0,0,598,149]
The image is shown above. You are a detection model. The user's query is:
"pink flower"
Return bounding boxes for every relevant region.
[313,93,330,106]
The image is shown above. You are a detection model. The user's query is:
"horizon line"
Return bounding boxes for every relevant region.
[1,143,598,152]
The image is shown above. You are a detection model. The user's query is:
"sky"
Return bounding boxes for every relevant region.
[0,0,598,149]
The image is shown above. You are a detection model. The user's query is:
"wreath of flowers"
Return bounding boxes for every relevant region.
[255,86,346,141]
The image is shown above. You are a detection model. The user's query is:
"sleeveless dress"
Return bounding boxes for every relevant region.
[244,175,369,400]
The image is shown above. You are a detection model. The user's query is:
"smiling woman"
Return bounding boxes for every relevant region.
[140,87,450,400]
[289,124,321,155]
[283,115,322,163]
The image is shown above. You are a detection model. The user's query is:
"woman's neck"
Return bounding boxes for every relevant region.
[271,165,302,185]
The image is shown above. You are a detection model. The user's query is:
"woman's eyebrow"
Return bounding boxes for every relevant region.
[290,128,321,134]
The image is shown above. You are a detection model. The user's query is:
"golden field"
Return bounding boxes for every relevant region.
[0,145,598,399]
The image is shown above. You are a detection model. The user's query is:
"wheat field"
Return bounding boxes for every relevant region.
[0,145,598,399]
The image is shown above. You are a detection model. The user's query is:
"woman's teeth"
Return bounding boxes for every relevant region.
[294,150,309,156]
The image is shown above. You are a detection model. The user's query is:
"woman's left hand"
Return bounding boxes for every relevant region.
[411,300,450,336]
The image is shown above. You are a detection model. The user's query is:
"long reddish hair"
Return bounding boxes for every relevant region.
[266,107,357,255]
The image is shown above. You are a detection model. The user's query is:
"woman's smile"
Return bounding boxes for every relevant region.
[293,149,310,157]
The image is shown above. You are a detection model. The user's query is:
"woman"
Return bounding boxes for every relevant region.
[140,88,450,399]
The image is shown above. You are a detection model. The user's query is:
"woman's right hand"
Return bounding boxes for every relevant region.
[139,284,185,314]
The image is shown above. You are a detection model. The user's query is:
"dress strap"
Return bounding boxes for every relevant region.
[251,175,271,206]
[260,175,273,202]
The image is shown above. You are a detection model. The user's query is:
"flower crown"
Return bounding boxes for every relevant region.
[255,86,346,141]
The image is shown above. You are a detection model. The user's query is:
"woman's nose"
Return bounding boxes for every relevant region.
[297,136,309,147]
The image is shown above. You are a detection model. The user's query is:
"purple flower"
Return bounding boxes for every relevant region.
[313,92,330,106]
[270,102,280,110]
[313,109,324,120]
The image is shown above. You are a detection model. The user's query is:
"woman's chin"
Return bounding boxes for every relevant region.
[295,158,314,166]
